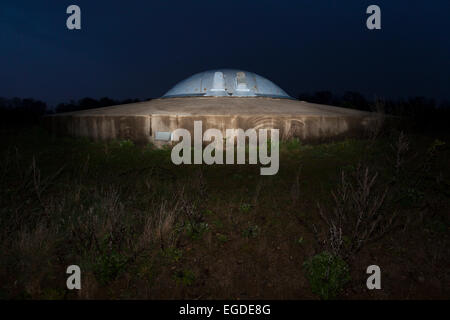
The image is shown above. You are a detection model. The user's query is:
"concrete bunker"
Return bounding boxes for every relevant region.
[44,69,382,146]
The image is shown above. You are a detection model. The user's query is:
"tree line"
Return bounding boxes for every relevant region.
[1,93,449,133]
[0,97,144,126]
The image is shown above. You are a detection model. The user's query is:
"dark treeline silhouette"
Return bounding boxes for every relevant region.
[298,91,450,134]
[1,93,449,133]
[0,97,47,126]
[0,97,145,126]
[299,91,371,111]
[55,97,143,113]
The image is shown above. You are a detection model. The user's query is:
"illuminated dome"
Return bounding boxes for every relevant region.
[163,69,291,99]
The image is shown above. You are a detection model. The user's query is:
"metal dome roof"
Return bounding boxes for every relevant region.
[163,69,291,99]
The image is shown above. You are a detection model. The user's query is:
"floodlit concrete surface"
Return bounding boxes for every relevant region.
[44,96,382,146]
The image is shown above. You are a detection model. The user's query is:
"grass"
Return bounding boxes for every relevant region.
[0,126,449,299]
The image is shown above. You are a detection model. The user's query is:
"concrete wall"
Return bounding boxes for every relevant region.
[44,113,382,147]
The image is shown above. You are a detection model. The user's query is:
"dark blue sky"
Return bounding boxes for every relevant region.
[1,0,449,106]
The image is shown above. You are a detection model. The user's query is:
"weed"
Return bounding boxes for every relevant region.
[283,138,302,151]
[93,250,128,286]
[137,262,157,284]
[216,233,228,243]
[118,139,135,148]
[174,270,196,286]
[185,221,209,240]
[242,224,259,238]
[303,251,350,300]
[162,247,183,263]
[390,131,410,179]
[403,187,425,206]
[212,219,224,229]
[155,200,179,250]
[41,288,65,300]
[240,203,252,214]
[425,218,448,235]
[232,173,243,180]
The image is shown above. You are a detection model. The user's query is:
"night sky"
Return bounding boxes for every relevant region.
[1,0,449,106]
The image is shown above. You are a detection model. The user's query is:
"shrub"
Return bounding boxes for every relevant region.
[242,224,259,238]
[303,251,350,300]
[240,203,252,213]
[174,270,196,286]
[185,221,209,240]
[93,250,128,286]
[317,165,391,258]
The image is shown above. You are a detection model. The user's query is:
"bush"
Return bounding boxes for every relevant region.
[93,250,128,286]
[303,251,350,300]
[174,270,196,286]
